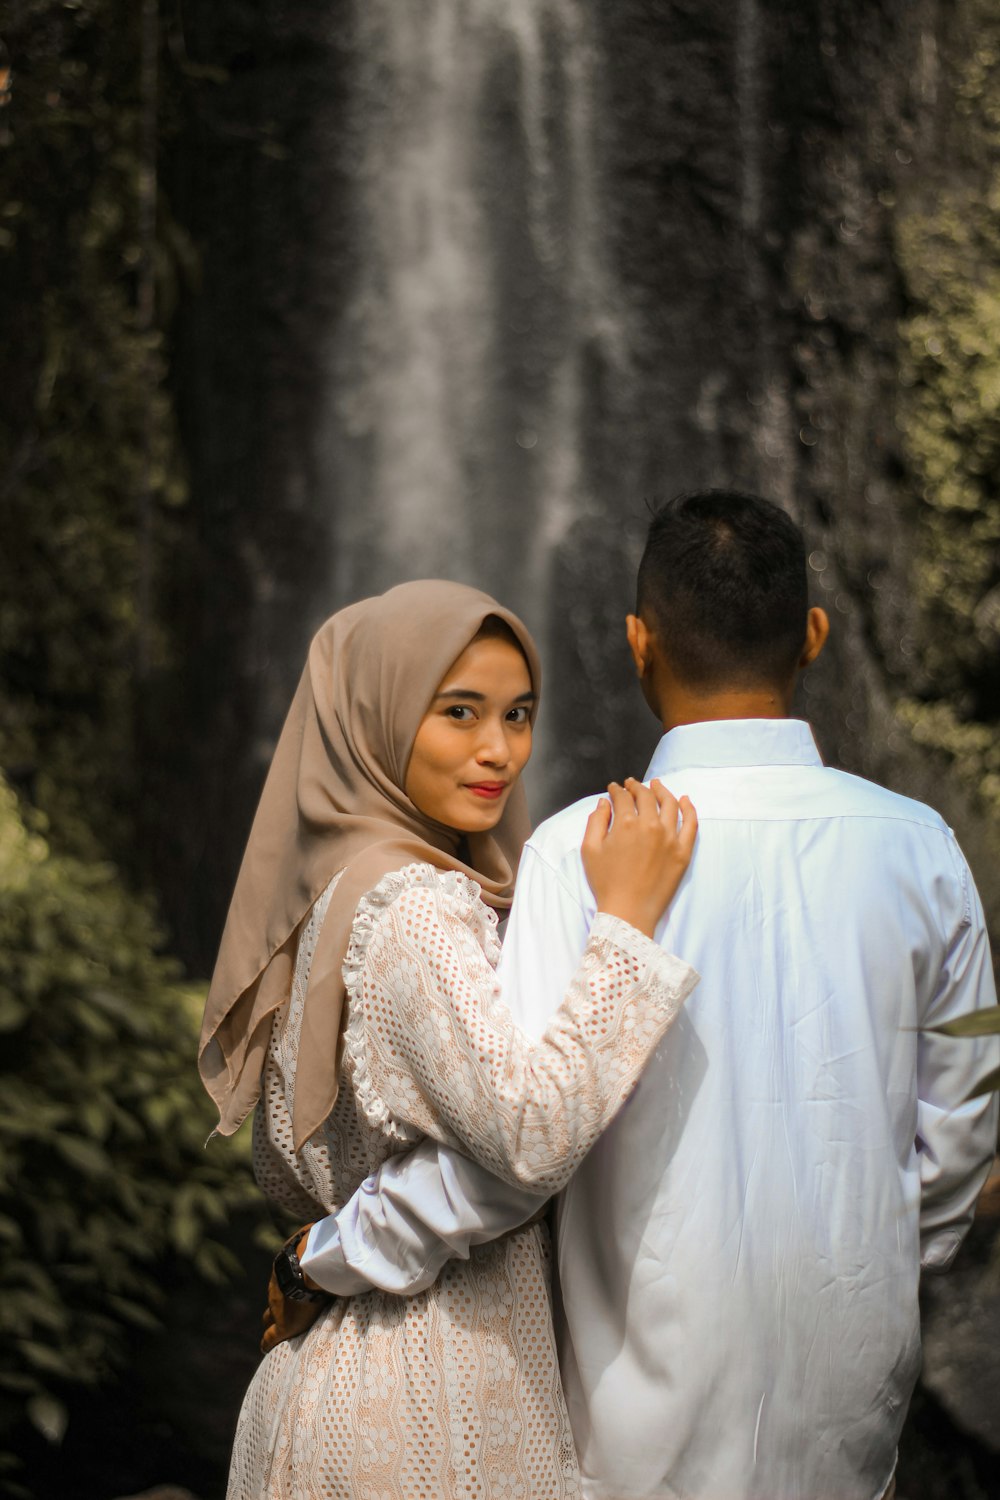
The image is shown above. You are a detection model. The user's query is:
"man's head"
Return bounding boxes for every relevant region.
[628,490,829,725]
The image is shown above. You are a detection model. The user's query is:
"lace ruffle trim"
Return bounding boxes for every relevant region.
[342,861,502,1143]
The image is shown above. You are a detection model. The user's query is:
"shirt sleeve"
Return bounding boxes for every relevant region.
[342,866,696,1193]
[302,847,635,1294]
[301,1136,548,1295]
[917,850,1000,1272]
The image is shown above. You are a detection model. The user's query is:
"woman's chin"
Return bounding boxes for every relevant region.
[443,795,508,835]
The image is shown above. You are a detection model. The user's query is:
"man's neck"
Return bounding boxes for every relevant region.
[657,685,792,734]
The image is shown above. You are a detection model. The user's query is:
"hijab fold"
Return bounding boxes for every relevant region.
[198,581,540,1149]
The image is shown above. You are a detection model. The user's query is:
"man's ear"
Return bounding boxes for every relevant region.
[800,607,830,669]
[626,613,653,677]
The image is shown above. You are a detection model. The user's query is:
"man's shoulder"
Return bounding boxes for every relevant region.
[526,793,603,868]
[817,766,952,834]
[526,766,955,857]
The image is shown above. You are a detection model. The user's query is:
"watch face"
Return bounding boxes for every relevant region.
[274,1248,304,1300]
[274,1245,326,1304]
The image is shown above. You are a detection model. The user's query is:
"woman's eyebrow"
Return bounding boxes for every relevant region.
[434,689,538,702]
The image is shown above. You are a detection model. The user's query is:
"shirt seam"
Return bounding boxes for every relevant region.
[520,842,589,915]
[943,833,973,930]
[529,810,954,870]
[648,758,822,772]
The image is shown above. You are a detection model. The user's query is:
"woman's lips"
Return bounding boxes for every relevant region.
[465,782,507,800]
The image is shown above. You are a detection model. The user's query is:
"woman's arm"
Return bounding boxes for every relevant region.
[304,785,697,1293]
[344,867,697,1194]
[301,841,587,1296]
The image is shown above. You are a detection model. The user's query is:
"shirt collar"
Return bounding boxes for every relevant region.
[644,718,823,778]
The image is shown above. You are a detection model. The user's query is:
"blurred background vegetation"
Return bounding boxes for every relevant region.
[0,3,278,1495]
[0,0,999,1496]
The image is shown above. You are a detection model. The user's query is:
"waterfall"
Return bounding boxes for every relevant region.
[736,0,797,518]
[324,0,629,651]
[168,0,1000,982]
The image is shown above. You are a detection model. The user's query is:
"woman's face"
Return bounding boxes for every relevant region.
[405,634,535,834]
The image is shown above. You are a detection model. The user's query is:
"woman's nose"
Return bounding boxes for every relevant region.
[475,720,510,765]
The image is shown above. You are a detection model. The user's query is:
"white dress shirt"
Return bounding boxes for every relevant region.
[303,719,999,1500]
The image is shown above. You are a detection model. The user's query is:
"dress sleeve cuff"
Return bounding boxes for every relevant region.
[301,1217,373,1297]
[590,911,700,1000]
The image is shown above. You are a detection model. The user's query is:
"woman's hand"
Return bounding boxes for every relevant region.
[260,1225,329,1355]
[581,778,698,938]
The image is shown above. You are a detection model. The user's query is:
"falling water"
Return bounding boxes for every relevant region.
[323,0,630,654]
[735,0,797,518]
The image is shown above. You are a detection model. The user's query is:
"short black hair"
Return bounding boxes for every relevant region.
[637,490,808,689]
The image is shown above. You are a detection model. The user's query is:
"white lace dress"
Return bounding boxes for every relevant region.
[228,862,697,1500]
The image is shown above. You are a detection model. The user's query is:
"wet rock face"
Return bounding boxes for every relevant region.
[897,1193,1000,1498]
[145,7,1000,1499]
[556,0,934,803]
[161,0,999,962]
[920,1210,1000,1454]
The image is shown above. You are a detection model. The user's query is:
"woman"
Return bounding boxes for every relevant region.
[199,580,698,1499]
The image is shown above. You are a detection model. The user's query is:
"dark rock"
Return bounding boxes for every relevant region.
[111,1489,202,1500]
[919,1187,1000,1454]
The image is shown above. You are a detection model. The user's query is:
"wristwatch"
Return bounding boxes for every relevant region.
[273,1232,329,1304]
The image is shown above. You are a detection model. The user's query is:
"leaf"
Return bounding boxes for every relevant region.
[966,1064,1000,1100]
[0,1371,39,1394]
[142,1093,177,1131]
[929,1005,1000,1037]
[105,1294,161,1331]
[18,1339,71,1376]
[27,1393,68,1445]
[50,1133,112,1176]
[0,1213,22,1243]
[0,993,28,1032]
[79,1096,112,1141]
[193,1242,234,1285]
[1,1290,67,1334]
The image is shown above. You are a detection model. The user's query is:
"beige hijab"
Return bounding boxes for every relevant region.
[198,580,541,1150]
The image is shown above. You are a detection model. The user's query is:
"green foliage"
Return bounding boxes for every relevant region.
[0,0,186,860]
[0,14,271,1491]
[896,3,1000,805]
[0,776,261,1472]
[897,198,1000,688]
[932,1005,1000,1040]
[929,1006,1000,1099]
[897,699,1000,822]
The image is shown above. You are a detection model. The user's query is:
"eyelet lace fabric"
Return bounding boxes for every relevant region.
[232,862,697,1499]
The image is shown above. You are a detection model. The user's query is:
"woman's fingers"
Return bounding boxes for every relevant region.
[624,776,660,822]
[648,777,680,829]
[607,781,638,820]
[581,776,698,937]
[676,795,698,860]
[582,795,613,855]
[600,778,696,860]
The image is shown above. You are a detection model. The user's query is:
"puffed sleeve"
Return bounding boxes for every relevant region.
[341,864,698,1193]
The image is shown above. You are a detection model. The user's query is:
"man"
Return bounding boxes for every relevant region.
[297,491,999,1499]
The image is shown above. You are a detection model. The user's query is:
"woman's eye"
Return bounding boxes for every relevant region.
[446,705,475,721]
[507,706,531,724]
